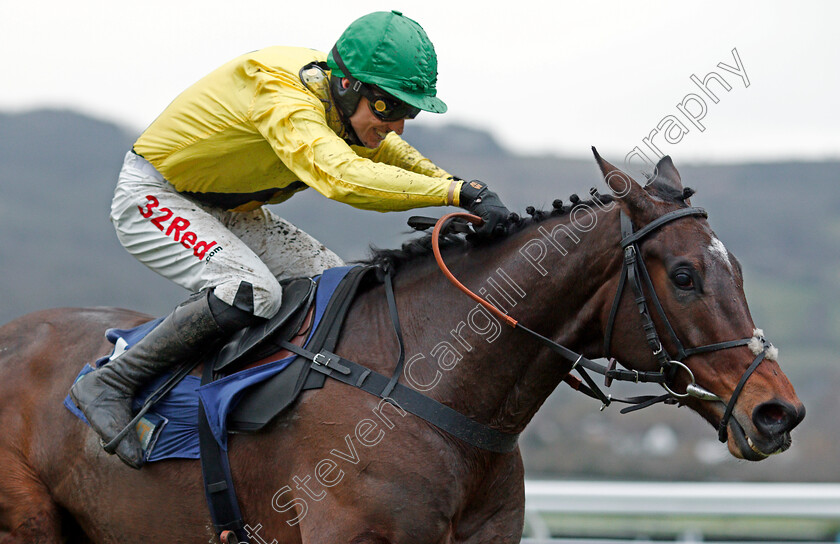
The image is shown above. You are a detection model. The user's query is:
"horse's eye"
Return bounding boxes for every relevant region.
[673,270,694,290]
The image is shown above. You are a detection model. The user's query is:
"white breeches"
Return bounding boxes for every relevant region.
[110,151,344,318]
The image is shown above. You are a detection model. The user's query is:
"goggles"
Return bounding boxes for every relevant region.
[358,84,420,122]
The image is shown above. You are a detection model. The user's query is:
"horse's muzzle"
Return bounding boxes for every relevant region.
[752,399,806,448]
[728,400,805,460]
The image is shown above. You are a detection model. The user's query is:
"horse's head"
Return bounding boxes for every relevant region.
[593,148,804,461]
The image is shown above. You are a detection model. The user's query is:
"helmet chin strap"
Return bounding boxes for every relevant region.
[298,59,362,147]
[327,75,363,146]
[328,45,366,146]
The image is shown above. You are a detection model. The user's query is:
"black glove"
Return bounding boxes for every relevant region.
[459,180,510,238]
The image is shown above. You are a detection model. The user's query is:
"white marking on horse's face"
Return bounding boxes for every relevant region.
[707,237,733,272]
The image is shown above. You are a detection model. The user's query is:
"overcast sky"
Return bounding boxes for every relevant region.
[2,0,837,164]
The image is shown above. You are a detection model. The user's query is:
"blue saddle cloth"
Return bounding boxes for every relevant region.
[64,266,356,462]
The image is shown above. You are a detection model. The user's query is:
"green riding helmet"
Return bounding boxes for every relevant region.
[328,10,447,121]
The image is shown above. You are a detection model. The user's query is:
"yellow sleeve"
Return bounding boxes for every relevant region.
[354,133,451,179]
[249,76,458,212]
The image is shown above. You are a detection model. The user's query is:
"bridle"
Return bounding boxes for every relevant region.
[603,206,775,442]
[430,207,776,443]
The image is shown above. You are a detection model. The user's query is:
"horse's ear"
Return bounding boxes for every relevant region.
[652,155,684,191]
[591,147,652,215]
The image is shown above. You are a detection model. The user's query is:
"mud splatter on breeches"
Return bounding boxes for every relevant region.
[110,151,344,318]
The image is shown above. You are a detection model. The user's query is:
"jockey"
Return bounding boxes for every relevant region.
[70,10,510,468]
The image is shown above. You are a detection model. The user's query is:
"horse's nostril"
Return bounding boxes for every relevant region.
[753,400,804,436]
[762,404,786,424]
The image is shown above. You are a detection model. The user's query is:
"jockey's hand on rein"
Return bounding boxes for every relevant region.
[459,180,511,238]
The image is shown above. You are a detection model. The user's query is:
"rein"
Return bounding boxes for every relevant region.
[431,209,776,443]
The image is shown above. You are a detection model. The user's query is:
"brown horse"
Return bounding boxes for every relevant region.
[0,152,804,543]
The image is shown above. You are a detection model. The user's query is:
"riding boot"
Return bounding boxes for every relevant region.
[70,293,227,469]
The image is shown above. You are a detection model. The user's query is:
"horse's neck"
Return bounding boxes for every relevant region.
[393,211,621,434]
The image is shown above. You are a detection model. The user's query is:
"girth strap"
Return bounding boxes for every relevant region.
[198,357,249,543]
[279,340,521,453]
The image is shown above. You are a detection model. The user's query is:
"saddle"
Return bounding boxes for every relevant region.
[63,265,379,460]
[213,265,378,432]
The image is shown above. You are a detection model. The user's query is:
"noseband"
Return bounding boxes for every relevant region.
[430,207,776,444]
